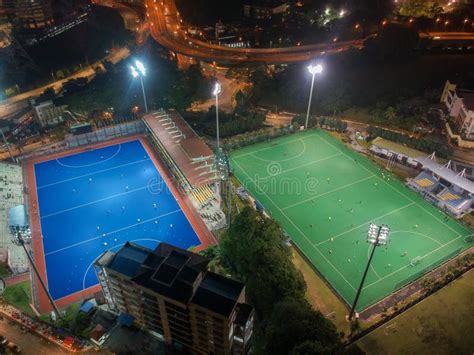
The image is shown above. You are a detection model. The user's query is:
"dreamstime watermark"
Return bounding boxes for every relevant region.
[243,161,319,196]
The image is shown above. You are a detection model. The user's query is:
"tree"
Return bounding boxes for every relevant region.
[398,0,443,18]
[220,207,306,316]
[263,298,341,354]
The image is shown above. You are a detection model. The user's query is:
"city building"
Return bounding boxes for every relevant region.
[32,100,67,127]
[15,0,53,30]
[94,242,254,354]
[243,0,289,20]
[441,80,474,140]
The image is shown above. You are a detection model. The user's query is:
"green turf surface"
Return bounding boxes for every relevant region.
[230,130,473,311]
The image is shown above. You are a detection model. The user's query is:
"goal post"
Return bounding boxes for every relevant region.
[410,256,421,267]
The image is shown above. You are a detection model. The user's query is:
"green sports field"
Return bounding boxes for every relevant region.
[230,130,473,311]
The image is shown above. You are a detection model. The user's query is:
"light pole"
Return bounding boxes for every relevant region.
[11,227,60,317]
[305,64,323,129]
[348,223,390,321]
[213,82,222,152]
[130,60,148,113]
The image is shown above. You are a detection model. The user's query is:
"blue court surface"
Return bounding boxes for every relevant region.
[34,139,201,300]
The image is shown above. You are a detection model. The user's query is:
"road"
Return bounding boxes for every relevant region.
[0,318,66,354]
[190,71,250,113]
[90,0,474,64]
[0,47,130,119]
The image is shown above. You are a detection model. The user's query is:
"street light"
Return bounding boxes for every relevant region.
[305,64,323,129]
[348,223,390,320]
[130,60,148,113]
[12,227,60,317]
[213,82,222,151]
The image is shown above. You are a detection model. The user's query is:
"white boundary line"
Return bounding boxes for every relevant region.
[258,153,343,181]
[362,233,466,290]
[232,131,319,159]
[314,203,414,246]
[390,230,444,247]
[37,158,150,189]
[56,143,122,168]
[45,209,181,257]
[369,245,382,280]
[283,175,374,211]
[250,139,307,163]
[233,159,357,292]
[40,183,161,219]
[317,134,465,237]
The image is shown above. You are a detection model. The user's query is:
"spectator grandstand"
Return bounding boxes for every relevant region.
[143,110,226,230]
[408,153,474,218]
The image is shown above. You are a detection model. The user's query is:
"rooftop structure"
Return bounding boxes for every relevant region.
[95,242,254,354]
[143,110,218,190]
[441,80,474,141]
[408,154,474,217]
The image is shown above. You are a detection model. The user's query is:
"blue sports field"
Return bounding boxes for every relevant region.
[33,139,201,301]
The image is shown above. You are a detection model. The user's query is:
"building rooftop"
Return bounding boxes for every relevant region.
[191,272,244,317]
[371,137,425,159]
[457,89,474,111]
[101,242,248,317]
[105,242,209,303]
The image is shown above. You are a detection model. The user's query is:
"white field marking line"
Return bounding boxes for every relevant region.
[250,139,307,163]
[232,132,319,160]
[82,238,162,289]
[369,244,382,280]
[56,144,122,168]
[233,159,357,292]
[390,230,443,247]
[315,203,414,246]
[317,134,463,237]
[258,153,342,180]
[37,158,150,189]
[283,175,374,211]
[40,182,161,219]
[45,209,181,257]
[362,233,467,291]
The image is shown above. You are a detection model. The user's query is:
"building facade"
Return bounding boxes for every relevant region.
[95,242,254,354]
[441,80,474,140]
[15,0,53,30]
[32,100,67,127]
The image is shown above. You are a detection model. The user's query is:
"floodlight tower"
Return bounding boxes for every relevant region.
[130,60,148,113]
[348,223,390,320]
[213,82,222,152]
[12,228,60,317]
[305,64,323,129]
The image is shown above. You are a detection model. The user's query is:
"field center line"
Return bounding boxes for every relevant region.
[316,134,463,237]
[40,182,161,219]
[44,209,182,257]
[283,175,374,211]
[37,158,150,189]
[362,233,466,290]
[232,131,319,159]
[233,159,357,292]
[315,202,414,246]
[259,153,342,180]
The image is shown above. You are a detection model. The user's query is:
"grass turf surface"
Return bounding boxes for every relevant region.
[357,269,474,354]
[230,130,472,311]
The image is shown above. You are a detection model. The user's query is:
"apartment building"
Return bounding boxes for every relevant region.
[95,242,254,354]
[441,80,474,140]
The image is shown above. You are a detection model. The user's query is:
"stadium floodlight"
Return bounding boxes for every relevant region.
[130,60,148,113]
[213,82,222,151]
[135,60,146,76]
[305,64,323,129]
[348,223,391,321]
[130,65,139,78]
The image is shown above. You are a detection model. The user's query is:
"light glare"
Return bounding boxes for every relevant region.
[308,64,323,75]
